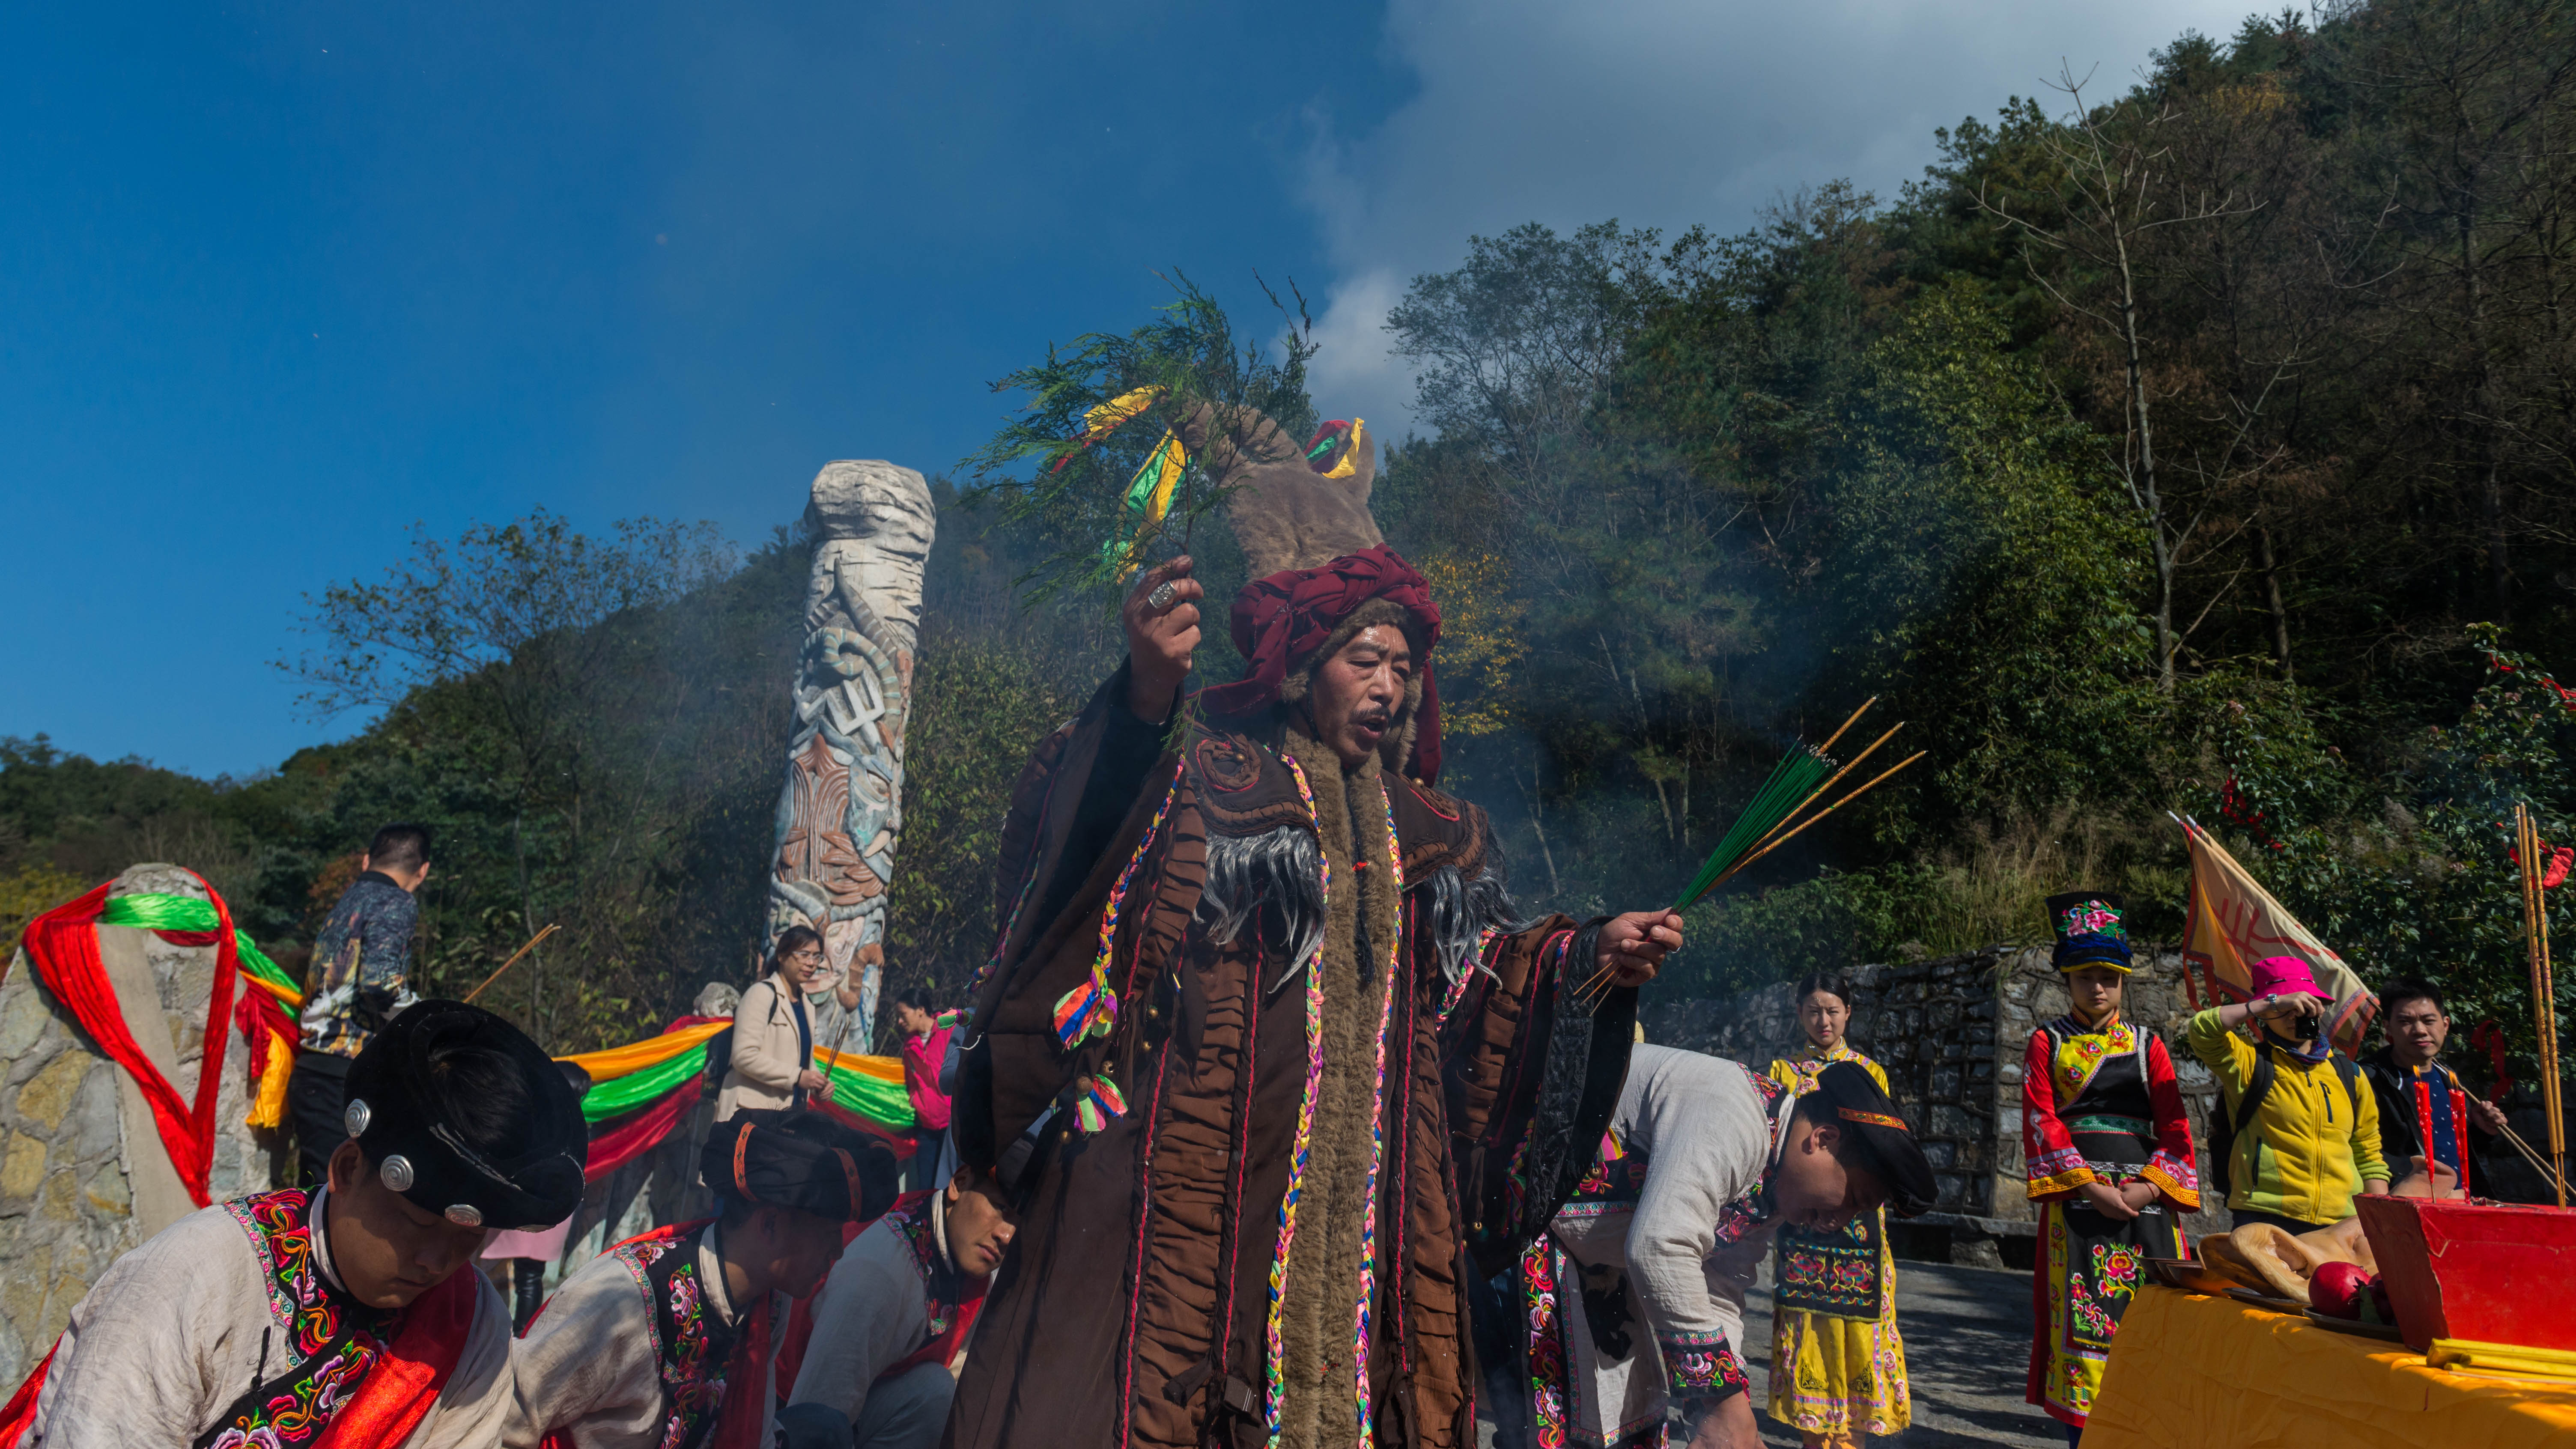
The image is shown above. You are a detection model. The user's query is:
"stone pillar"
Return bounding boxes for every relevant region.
[0,863,268,1384]
[769,461,936,1054]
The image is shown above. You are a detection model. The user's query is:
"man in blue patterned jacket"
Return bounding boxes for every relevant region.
[290,821,434,1185]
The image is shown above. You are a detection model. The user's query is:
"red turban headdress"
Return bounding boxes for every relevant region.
[1196,544,1446,783]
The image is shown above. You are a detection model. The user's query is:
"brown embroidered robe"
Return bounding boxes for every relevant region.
[949,669,1636,1449]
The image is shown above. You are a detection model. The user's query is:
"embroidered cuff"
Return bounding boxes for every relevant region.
[1657,1329,1749,1404]
[2142,1150,2201,1210]
[2026,1145,2097,1199]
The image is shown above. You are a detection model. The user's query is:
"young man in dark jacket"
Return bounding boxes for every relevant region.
[2360,978,2505,1193]
[288,822,433,1185]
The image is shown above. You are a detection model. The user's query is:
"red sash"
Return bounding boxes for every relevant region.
[17,879,241,1207]
[313,1267,482,1449]
[0,1346,56,1449]
[0,1240,482,1449]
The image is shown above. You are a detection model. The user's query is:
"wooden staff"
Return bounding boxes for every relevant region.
[464,923,560,1005]
[2516,805,2567,1206]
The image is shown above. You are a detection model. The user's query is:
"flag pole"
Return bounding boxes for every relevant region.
[2518,805,2567,1206]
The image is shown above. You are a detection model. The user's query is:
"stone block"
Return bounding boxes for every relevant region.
[69,1064,118,1161]
[0,1255,48,1354]
[12,1053,89,1133]
[0,989,50,1065]
[0,1134,45,1201]
[1926,1106,1973,1140]
[83,1164,129,1217]
[1935,1172,1971,1209]
[1952,1228,2007,1270]
[1930,1068,1961,1099]
[38,1170,79,1222]
[1920,1140,1957,1169]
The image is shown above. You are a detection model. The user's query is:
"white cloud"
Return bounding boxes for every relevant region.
[1301,266,1414,435]
[1301,0,2257,427]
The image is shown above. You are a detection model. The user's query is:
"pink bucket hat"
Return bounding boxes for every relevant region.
[2248,955,2328,1001]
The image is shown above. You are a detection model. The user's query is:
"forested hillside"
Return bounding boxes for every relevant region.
[6,0,2571,1068]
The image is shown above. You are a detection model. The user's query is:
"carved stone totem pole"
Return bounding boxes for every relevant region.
[770,461,935,1054]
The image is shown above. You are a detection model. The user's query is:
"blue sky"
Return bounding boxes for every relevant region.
[2,0,2251,777]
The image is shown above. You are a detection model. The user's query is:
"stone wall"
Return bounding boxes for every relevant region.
[0,864,272,1383]
[1640,942,2226,1266]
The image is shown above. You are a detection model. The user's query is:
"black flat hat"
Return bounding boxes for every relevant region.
[1811,1059,1938,1218]
[701,1108,900,1223]
[343,999,587,1231]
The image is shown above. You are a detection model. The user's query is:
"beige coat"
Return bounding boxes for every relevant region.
[717,975,812,1120]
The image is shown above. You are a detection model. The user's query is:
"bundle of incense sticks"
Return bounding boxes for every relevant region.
[2513,802,2568,1207]
[1574,698,1925,1009]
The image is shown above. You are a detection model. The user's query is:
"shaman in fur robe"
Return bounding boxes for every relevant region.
[948,668,1636,1449]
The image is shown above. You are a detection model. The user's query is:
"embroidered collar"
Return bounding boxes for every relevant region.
[1714,1069,1791,1244]
[211,1187,397,1449]
[2057,1007,2123,1036]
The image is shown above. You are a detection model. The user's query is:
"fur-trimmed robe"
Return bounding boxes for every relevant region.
[949,668,1636,1449]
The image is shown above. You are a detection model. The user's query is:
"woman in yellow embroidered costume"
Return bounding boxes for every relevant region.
[2021,892,2199,1440]
[1765,973,1908,1447]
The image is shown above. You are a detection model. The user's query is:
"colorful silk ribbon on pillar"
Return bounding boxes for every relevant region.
[19,877,241,1207]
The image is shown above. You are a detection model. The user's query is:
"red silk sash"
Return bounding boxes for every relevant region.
[313,1265,483,1449]
[0,1258,481,1449]
[0,1344,57,1449]
[20,878,241,1207]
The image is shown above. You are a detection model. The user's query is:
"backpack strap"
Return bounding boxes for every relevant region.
[2233,1041,2279,1136]
[2330,1051,2364,1118]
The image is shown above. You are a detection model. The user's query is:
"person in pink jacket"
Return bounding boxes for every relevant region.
[892,989,953,1189]
[893,989,953,1129]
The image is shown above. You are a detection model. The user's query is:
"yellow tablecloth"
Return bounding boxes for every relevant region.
[2085,1286,2576,1448]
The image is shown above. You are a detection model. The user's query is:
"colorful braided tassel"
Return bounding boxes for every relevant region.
[1051,776,1182,1051]
[1072,1073,1129,1135]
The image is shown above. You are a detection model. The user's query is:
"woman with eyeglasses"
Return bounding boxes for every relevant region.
[719,925,835,1120]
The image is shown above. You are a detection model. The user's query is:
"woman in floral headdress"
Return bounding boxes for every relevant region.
[2022,892,2198,1444]
[1764,973,1909,1447]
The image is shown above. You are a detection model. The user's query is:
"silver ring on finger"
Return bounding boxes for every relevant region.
[1146,581,1178,611]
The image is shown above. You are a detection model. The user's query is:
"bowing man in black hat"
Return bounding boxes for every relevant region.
[1516,1046,1937,1449]
[504,1108,898,1449]
[1,1000,587,1449]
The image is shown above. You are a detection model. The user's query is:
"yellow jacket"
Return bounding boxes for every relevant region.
[2187,1008,2388,1223]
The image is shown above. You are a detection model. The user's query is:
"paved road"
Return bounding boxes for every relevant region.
[1477,1255,2063,1448]
[1741,1256,2063,1447]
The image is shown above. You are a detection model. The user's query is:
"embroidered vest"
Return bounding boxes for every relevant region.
[196,1187,402,1449]
[1770,1051,1887,1322]
[602,1222,740,1449]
